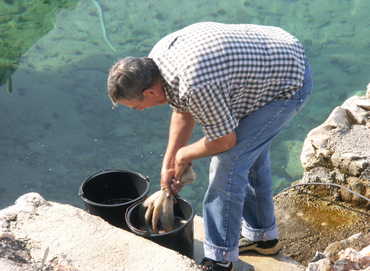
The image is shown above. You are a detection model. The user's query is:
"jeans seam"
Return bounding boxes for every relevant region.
[223,158,235,248]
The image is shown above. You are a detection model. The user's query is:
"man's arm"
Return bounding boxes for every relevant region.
[161,110,195,189]
[174,132,237,179]
[161,109,237,193]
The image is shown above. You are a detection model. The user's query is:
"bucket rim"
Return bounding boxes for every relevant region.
[125,197,195,237]
[78,169,150,208]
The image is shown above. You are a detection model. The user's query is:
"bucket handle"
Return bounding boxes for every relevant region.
[78,186,83,197]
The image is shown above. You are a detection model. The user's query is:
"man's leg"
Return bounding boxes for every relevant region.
[241,145,277,241]
[239,145,282,255]
[202,61,313,262]
[238,61,313,255]
[203,140,266,263]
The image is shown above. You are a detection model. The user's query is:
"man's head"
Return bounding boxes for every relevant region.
[107,57,167,110]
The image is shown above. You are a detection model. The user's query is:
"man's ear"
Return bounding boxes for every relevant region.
[142,89,152,97]
[143,88,158,97]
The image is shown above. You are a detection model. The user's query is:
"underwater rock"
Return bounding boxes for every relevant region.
[284,140,304,180]
[0,0,78,87]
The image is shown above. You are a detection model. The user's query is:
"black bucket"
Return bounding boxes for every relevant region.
[125,197,195,258]
[79,169,150,229]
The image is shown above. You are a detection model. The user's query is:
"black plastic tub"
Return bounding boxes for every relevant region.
[125,197,195,258]
[79,169,150,229]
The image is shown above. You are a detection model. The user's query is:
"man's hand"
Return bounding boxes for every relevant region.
[161,111,195,196]
[174,148,191,180]
[171,148,190,194]
[161,162,188,196]
[160,168,175,196]
[172,163,196,194]
[170,132,237,194]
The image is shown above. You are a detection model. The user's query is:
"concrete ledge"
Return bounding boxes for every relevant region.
[0,193,199,271]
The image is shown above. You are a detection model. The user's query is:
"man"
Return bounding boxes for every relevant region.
[107,22,313,271]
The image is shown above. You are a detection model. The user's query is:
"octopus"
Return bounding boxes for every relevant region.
[143,165,196,233]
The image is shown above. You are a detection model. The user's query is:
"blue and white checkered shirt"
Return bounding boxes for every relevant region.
[149,22,306,141]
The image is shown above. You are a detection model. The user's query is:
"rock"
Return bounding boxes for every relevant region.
[360,245,370,257]
[306,258,331,271]
[324,232,370,262]
[323,106,352,130]
[304,233,370,271]
[338,247,361,263]
[310,251,326,263]
[277,85,370,267]
[341,96,370,125]
[301,166,334,184]
[340,177,369,206]
[300,126,332,170]
[332,258,357,271]
[331,152,368,176]
[300,83,370,207]
[0,193,201,271]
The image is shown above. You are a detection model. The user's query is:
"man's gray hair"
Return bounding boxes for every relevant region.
[107,57,161,105]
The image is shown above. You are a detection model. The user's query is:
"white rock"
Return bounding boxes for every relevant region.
[360,245,370,257]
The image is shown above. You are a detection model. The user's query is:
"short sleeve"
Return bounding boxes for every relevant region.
[170,104,189,113]
[188,83,238,141]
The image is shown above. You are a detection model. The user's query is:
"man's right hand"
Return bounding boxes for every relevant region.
[160,168,176,196]
[161,111,195,196]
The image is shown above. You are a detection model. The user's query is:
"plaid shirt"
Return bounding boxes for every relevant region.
[148,22,306,141]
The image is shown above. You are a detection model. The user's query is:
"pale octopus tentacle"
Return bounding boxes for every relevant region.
[143,165,196,233]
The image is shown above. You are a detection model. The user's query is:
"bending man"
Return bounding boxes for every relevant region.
[106,22,313,271]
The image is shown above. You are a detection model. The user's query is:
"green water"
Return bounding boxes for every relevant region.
[0,0,369,214]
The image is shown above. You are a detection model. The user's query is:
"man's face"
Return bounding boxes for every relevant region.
[117,96,156,111]
[116,88,167,110]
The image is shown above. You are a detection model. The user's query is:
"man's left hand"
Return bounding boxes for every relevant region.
[172,149,191,194]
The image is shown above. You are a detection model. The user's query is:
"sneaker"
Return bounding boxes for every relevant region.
[239,238,282,255]
[199,258,234,271]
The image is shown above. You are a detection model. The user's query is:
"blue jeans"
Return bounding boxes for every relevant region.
[203,62,313,262]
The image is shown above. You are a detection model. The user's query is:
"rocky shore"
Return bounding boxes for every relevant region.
[276,82,370,269]
[0,84,369,271]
